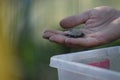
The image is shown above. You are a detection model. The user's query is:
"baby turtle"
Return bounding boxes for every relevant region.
[65,29,84,38]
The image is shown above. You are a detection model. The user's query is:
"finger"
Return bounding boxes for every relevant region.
[43,31,56,39]
[43,30,65,39]
[60,10,90,29]
[85,18,101,28]
[49,35,82,48]
[49,35,67,45]
[44,29,65,34]
[65,37,102,48]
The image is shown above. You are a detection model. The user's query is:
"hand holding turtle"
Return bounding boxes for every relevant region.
[43,6,120,48]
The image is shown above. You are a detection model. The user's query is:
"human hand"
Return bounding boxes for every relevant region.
[43,6,120,48]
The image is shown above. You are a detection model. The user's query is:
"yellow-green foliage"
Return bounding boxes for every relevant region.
[0,1,22,80]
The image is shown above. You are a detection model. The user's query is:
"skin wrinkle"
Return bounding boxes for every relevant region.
[85,9,120,32]
[103,23,120,41]
[89,32,109,45]
[65,37,99,48]
[86,8,116,28]
[93,22,120,44]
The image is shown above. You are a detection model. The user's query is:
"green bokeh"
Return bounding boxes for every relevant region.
[17,0,120,80]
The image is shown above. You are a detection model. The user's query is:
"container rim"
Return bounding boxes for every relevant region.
[50,46,120,80]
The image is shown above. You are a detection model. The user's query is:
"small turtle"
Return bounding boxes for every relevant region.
[65,29,84,38]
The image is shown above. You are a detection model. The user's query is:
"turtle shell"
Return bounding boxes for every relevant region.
[65,29,84,38]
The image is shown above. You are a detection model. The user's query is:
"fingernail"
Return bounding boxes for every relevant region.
[49,37,54,41]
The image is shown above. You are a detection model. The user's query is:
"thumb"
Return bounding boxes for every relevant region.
[60,10,90,29]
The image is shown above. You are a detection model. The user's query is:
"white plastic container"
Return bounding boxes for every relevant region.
[50,46,120,80]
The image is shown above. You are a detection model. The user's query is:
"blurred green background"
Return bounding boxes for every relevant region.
[1,0,120,80]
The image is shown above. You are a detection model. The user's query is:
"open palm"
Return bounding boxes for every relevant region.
[43,6,120,48]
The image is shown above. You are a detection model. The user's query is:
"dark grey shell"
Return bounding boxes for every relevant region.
[65,29,84,38]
